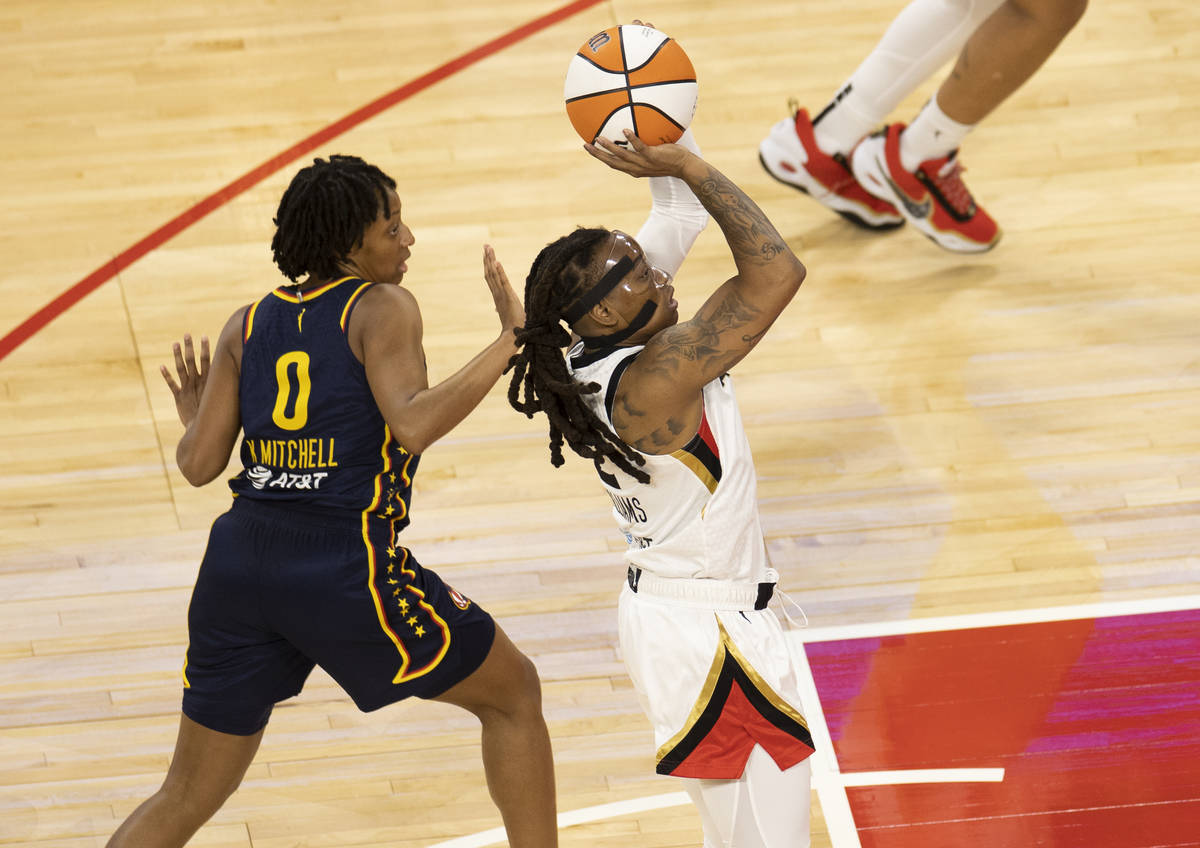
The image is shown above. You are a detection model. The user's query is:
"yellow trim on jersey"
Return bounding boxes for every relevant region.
[243,298,262,342]
[362,511,413,680]
[393,451,414,522]
[654,617,808,766]
[270,276,357,304]
[367,426,394,513]
[339,281,376,333]
[671,448,719,494]
[393,579,453,684]
[181,650,191,688]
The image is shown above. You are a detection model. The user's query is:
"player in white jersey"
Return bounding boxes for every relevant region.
[506,127,812,847]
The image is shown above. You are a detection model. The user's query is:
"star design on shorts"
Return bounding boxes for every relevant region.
[385,504,395,516]
[387,563,394,574]
[392,588,401,597]
[406,616,418,627]
[387,546,396,558]
[389,473,396,484]
[398,598,409,614]
[414,625,425,638]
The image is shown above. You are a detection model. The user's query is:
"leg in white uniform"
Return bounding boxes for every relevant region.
[679,745,812,848]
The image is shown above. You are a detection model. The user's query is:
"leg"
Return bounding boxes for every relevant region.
[937,0,1088,124]
[812,0,1008,155]
[681,747,812,848]
[432,623,557,848]
[759,0,1004,229]
[107,714,263,848]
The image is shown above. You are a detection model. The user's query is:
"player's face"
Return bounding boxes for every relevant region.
[345,188,414,285]
[597,230,677,342]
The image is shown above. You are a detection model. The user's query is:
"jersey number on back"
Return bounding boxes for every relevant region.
[271,350,311,431]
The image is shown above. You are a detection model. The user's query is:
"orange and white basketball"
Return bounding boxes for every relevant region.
[564,25,698,146]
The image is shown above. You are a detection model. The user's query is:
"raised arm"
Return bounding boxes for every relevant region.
[354,246,523,455]
[162,308,245,486]
[587,131,806,452]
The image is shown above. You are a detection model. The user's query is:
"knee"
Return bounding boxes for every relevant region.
[158,771,239,823]
[504,651,544,713]
[481,650,544,723]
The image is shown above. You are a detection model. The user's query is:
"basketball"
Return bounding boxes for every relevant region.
[564,24,698,146]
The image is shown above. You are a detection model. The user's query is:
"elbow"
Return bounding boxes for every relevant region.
[178,459,221,488]
[785,257,807,295]
[394,436,429,456]
[390,426,431,457]
[176,443,223,487]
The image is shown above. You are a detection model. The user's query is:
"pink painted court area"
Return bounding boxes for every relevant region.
[805,607,1200,846]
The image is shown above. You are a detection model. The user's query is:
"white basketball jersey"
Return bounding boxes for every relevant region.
[567,341,770,583]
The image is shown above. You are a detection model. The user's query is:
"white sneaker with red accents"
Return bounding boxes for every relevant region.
[850,123,1001,253]
[759,108,903,231]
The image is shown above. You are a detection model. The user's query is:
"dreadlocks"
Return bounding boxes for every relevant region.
[271,155,397,282]
[507,228,650,484]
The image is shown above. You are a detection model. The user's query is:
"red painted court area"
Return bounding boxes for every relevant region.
[805,609,1200,846]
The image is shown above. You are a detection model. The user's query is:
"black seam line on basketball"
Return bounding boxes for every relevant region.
[565,87,630,103]
[574,53,624,74]
[624,37,673,73]
[630,103,687,132]
[618,29,637,139]
[628,77,696,88]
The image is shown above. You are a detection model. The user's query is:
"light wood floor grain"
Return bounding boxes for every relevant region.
[2,0,1198,845]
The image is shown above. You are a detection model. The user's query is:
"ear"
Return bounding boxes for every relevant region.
[587,299,621,329]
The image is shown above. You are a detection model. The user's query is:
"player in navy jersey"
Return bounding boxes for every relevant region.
[506,128,812,846]
[108,155,557,848]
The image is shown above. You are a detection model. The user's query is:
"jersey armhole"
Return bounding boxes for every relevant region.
[338,280,377,335]
[603,350,643,421]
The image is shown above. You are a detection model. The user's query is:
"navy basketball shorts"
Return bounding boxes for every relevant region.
[182,497,495,735]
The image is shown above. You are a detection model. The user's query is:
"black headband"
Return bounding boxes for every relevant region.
[562,255,635,324]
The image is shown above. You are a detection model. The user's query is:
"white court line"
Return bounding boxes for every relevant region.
[793,638,864,848]
[791,593,1200,645]
[426,792,691,848]
[430,596,1198,848]
[834,768,1005,787]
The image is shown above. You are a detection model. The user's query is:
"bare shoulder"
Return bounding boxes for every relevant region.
[349,284,423,361]
[356,283,422,326]
[216,304,252,367]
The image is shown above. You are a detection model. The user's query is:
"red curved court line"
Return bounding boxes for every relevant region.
[0,0,604,364]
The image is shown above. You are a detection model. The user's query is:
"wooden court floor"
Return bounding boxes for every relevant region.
[2,0,1198,845]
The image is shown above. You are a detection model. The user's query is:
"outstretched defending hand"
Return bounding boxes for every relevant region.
[160,333,210,427]
[586,128,692,179]
[483,244,525,336]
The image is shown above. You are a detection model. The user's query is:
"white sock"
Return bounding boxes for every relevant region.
[899,96,974,170]
[810,0,1004,156]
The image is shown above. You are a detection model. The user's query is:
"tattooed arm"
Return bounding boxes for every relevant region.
[587,131,806,453]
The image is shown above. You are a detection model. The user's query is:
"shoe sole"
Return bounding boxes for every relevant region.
[851,144,1000,254]
[757,149,904,232]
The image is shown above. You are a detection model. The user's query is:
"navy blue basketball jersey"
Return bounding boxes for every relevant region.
[229,277,418,525]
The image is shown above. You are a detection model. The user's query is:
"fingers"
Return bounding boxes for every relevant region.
[198,335,211,381]
[483,244,510,290]
[160,364,181,396]
[173,339,188,382]
[166,334,205,393]
[182,334,198,378]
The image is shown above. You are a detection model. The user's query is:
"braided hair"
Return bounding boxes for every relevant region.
[271,155,397,282]
[507,228,650,483]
